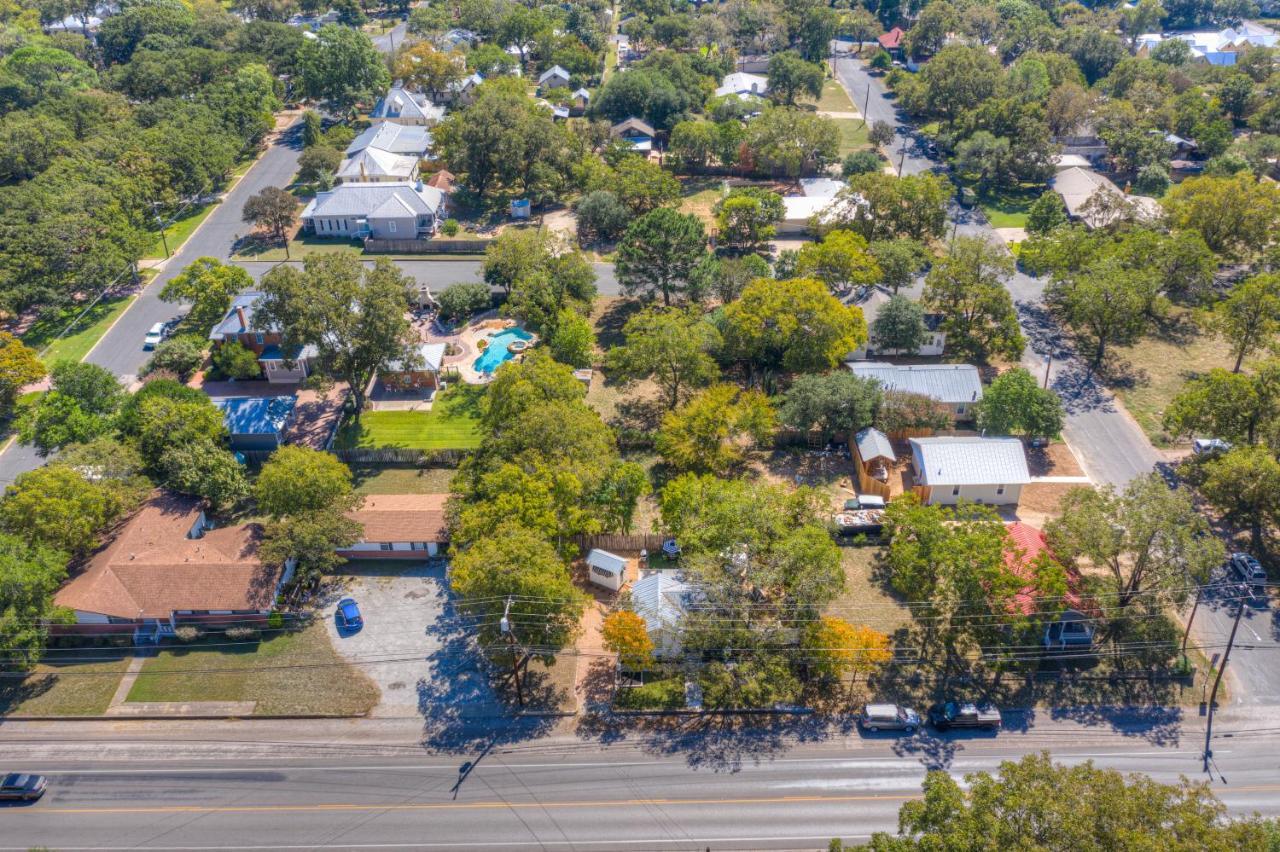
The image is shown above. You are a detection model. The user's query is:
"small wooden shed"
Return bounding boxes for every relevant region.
[586,548,628,592]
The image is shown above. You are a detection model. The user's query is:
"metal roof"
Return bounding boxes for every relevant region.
[302,182,446,220]
[538,65,570,84]
[346,122,433,157]
[630,573,692,635]
[214,396,297,436]
[909,437,1031,486]
[385,343,447,373]
[585,548,627,575]
[337,148,420,181]
[847,363,982,405]
[854,427,896,463]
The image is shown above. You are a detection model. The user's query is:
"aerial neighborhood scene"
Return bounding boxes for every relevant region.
[5,0,1280,845]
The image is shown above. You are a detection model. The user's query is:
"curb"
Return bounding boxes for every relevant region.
[3,713,369,722]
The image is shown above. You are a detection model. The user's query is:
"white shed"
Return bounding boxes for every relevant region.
[586,548,628,591]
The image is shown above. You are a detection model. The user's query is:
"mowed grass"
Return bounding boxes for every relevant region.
[1110,308,1248,447]
[817,77,856,112]
[335,385,485,450]
[973,185,1040,229]
[0,650,131,717]
[143,201,217,260]
[22,294,138,365]
[127,623,379,716]
[351,465,457,495]
[835,118,872,156]
[678,178,725,228]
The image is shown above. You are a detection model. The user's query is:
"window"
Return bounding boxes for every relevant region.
[255,333,265,345]
[952,485,961,497]
[388,220,397,234]
[956,404,965,415]
[996,484,1005,496]
[379,543,393,551]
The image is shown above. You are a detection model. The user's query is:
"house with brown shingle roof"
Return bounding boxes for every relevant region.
[337,494,449,559]
[54,493,291,639]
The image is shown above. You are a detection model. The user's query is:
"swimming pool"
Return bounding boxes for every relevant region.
[473,327,534,374]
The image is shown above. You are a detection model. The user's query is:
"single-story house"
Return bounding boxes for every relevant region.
[336,147,421,184]
[571,88,591,112]
[439,27,478,50]
[610,116,656,152]
[778,178,848,235]
[346,122,433,159]
[301,181,448,240]
[878,26,905,56]
[380,342,447,391]
[909,436,1031,506]
[371,87,446,125]
[847,362,982,419]
[444,72,484,105]
[586,548,628,592]
[208,292,315,383]
[849,291,946,359]
[215,395,298,452]
[538,64,572,90]
[1054,153,1093,170]
[715,72,768,99]
[337,494,449,558]
[630,572,695,660]
[1051,166,1162,229]
[53,492,289,638]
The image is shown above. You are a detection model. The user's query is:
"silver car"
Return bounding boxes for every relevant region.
[858,703,920,733]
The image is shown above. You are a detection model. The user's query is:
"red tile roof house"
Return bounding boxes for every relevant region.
[53,493,294,641]
[878,26,905,56]
[337,494,450,559]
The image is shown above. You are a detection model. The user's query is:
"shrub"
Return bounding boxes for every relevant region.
[267,611,284,630]
[869,49,892,71]
[1134,164,1170,197]
[225,626,261,641]
[440,218,461,236]
[437,282,492,322]
[842,150,882,177]
[210,341,261,380]
[174,625,202,643]
[615,677,685,710]
[145,336,205,381]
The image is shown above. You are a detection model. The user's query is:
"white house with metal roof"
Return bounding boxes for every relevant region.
[301,181,448,240]
[848,363,982,419]
[346,122,433,159]
[371,87,447,125]
[715,72,768,98]
[909,436,1030,506]
[630,573,695,659]
[538,65,572,90]
[336,147,421,183]
[1136,25,1278,66]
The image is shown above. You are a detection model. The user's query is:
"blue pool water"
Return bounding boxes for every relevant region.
[473,327,534,374]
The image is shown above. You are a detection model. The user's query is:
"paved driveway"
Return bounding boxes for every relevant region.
[324,561,502,721]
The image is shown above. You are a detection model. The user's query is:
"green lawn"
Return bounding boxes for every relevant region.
[835,118,872,156]
[615,676,685,710]
[817,77,856,112]
[144,201,217,260]
[0,650,131,717]
[335,385,485,450]
[351,465,457,494]
[127,623,379,716]
[22,294,138,365]
[969,184,1041,230]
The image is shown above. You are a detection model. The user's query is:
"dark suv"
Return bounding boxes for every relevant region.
[928,701,1001,731]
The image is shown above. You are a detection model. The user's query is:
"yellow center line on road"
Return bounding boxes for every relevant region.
[15,793,924,817]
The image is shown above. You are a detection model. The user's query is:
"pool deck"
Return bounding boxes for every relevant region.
[415,313,538,385]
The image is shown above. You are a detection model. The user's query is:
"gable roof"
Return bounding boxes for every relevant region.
[347,494,448,543]
[1051,166,1162,226]
[879,27,905,49]
[372,87,446,123]
[847,363,982,405]
[209,291,273,341]
[586,548,627,574]
[631,572,692,634]
[1004,522,1084,615]
[337,148,420,181]
[54,493,278,620]
[909,437,1031,487]
[854,427,896,463]
[715,72,768,98]
[385,342,447,373]
[214,396,297,436]
[302,181,446,221]
[538,65,571,84]
[610,116,656,138]
[346,122,433,157]
[573,87,591,100]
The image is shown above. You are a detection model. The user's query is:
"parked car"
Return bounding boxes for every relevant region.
[0,773,46,801]
[1193,438,1232,456]
[336,597,363,631]
[843,495,887,512]
[1228,553,1267,588]
[858,703,920,733]
[143,322,166,350]
[928,701,1001,731]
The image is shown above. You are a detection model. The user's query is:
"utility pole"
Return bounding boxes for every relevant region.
[897,143,906,177]
[500,597,525,708]
[1042,353,1052,389]
[1204,585,1253,770]
[862,86,871,128]
[1181,580,1205,659]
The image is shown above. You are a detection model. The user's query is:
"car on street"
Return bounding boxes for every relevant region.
[1228,552,1267,588]
[858,703,920,733]
[143,322,166,350]
[0,774,46,801]
[928,701,1002,731]
[336,597,363,631]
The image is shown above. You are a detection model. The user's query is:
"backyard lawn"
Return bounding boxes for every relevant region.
[126,623,380,716]
[22,294,138,365]
[351,465,457,494]
[678,178,725,228]
[335,385,485,450]
[0,651,131,716]
[971,184,1040,229]
[824,546,913,637]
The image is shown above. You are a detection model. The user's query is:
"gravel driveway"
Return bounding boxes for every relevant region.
[324,561,500,719]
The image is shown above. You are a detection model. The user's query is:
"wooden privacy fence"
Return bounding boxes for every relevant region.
[575,533,667,553]
[851,443,892,500]
[364,238,492,254]
[330,447,467,466]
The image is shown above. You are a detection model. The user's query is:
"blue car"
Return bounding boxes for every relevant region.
[336,597,363,631]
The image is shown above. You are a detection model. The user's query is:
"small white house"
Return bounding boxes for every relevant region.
[630,572,693,659]
[586,548,628,591]
[715,72,768,99]
[538,65,572,90]
[909,437,1031,506]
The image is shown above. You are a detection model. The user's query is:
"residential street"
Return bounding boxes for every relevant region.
[832,57,1163,489]
[2,710,1278,850]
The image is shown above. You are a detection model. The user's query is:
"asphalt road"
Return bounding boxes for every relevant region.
[3,714,1279,850]
[236,260,620,296]
[833,57,1162,489]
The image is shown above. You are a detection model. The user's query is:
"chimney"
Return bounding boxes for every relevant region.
[235,305,248,331]
[359,160,367,181]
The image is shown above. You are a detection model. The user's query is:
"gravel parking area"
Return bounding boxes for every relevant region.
[324,560,501,720]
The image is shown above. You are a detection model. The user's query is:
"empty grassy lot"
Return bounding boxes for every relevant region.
[22,294,138,365]
[127,623,379,716]
[351,465,457,494]
[817,77,857,113]
[0,651,131,717]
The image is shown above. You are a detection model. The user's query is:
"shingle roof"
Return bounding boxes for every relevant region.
[909,437,1031,487]
[346,122,433,157]
[347,494,448,543]
[1051,166,1163,226]
[854,427,896,463]
[209,291,271,340]
[214,396,297,436]
[301,182,446,220]
[54,493,279,620]
[610,116,655,138]
[848,363,983,405]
